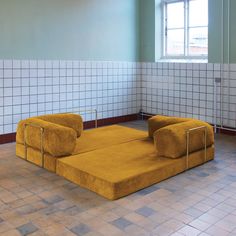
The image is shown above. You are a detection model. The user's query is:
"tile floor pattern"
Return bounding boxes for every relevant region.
[0,120,236,236]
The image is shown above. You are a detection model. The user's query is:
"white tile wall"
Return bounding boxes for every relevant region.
[0,60,142,134]
[0,60,236,135]
[141,62,236,129]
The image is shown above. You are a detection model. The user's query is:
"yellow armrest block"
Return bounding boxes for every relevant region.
[153,120,214,158]
[18,118,77,157]
[148,115,191,138]
[38,113,83,137]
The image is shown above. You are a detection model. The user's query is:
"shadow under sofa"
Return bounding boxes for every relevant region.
[16,114,214,200]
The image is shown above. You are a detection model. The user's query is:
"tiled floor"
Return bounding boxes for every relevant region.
[0,121,236,236]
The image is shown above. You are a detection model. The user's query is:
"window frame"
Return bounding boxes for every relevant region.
[162,0,208,59]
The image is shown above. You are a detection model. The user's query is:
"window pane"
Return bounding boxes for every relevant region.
[189,27,208,55]
[167,29,184,55]
[189,0,208,27]
[167,1,184,28]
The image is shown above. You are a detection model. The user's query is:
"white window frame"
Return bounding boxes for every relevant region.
[162,0,208,59]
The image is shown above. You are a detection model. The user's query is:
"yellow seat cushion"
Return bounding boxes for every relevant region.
[73,125,148,154]
[154,120,214,158]
[148,115,191,138]
[57,138,214,200]
[16,125,148,172]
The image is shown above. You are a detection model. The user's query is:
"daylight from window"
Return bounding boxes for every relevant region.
[165,0,208,58]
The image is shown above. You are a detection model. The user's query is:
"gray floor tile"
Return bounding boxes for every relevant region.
[17,222,38,236]
[111,217,133,230]
[70,223,91,236]
[43,195,64,204]
[136,206,156,217]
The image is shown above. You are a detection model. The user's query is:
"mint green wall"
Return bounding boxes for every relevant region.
[139,0,155,62]
[208,0,236,63]
[0,0,139,61]
[155,0,163,61]
[2,0,235,63]
[140,0,236,63]
[138,0,162,62]
[208,0,222,63]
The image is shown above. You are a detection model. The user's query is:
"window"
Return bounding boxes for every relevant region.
[163,0,208,59]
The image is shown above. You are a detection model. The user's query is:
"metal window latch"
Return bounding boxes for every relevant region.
[165,27,168,36]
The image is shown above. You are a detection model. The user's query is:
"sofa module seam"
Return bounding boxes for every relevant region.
[24,122,45,168]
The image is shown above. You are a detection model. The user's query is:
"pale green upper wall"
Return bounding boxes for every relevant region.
[139,0,155,62]
[208,0,236,63]
[0,0,139,61]
[139,0,161,62]
[208,0,222,63]
[2,0,235,63]
[140,0,236,63]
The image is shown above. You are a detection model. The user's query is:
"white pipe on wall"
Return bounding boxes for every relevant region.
[219,0,231,130]
[214,79,217,133]
[219,0,224,129]
[226,0,230,129]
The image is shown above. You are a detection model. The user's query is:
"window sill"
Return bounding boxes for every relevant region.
[157,58,208,63]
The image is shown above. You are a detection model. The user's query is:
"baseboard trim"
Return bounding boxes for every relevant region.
[83,113,138,129]
[216,127,236,136]
[0,114,139,144]
[0,133,17,145]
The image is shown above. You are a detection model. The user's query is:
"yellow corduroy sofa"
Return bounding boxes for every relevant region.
[16,114,214,200]
[16,113,147,172]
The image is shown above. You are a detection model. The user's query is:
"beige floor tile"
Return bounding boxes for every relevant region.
[97,222,125,236]
[161,219,185,231]
[178,225,201,236]
[152,224,175,236]
[205,225,231,236]
[189,218,211,231]
[214,218,236,232]
[124,212,147,224]
[124,224,149,236]
[0,222,14,234]
[1,229,21,236]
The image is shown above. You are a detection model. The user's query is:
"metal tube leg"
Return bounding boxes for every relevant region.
[204,127,207,163]
[40,128,45,168]
[186,126,208,171]
[95,109,98,128]
[24,124,28,161]
[186,131,190,170]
